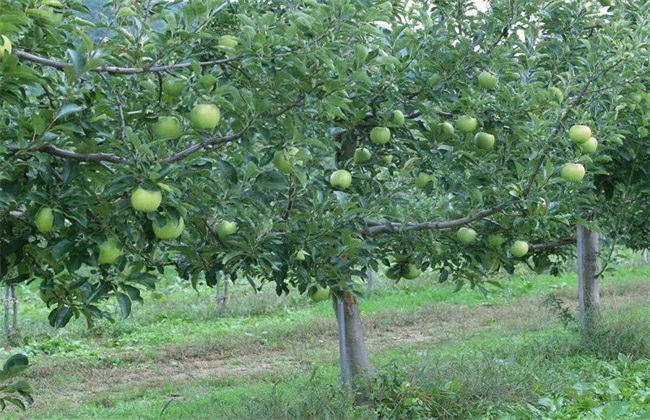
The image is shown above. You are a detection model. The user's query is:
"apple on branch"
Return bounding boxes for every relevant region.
[457,115,478,133]
[162,77,184,97]
[354,148,372,163]
[391,110,405,127]
[569,125,592,144]
[370,127,391,145]
[510,240,529,257]
[330,169,352,189]
[153,116,182,140]
[456,227,478,245]
[310,286,330,302]
[131,187,162,213]
[579,137,598,153]
[439,122,455,139]
[97,240,123,265]
[478,70,498,89]
[560,163,586,182]
[219,35,238,48]
[153,217,185,240]
[474,132,495,150]
[35,207,54,234]
[190,104,221,130]
[216,220,238,240]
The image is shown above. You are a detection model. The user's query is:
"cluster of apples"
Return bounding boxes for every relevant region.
[328,110,405,190]
[153,103,221,141]
[455,227,529,258]
[561,124,595,182]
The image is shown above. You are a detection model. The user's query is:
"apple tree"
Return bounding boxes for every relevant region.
[1,0,648,399]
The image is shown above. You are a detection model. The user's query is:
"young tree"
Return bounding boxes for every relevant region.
[1,0,648,399]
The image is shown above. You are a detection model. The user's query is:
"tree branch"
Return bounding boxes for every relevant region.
[363,203,510,236]
[7,143,129,164]
[161,129,248,165]
[12,49,243,74]
[267,91,305,118]
[529,237,577,251]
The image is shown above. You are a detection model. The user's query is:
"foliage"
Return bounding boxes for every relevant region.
[0,0,648,331]
[0,354,32,412]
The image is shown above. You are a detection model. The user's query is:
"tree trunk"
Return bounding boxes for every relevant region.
[577,224,601,335]
[333,291,371,403]
[214,272,229,315]
[644,249,650,264]
[366,267,374,290]
[3,284,17,339]
[3,285,10,337]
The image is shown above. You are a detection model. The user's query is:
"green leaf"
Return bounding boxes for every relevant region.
[2,396,26,411]
[0,355,28,381]
[54,103,84,122]
[115,292,132,319]
[48,307,74,328]
[218,160,238,184]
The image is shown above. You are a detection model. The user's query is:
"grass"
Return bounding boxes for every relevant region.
[0,254,649,418]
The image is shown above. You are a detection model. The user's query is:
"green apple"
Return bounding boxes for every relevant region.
[153,116,182,140]
[370,126,391,145]
[310,286,330,302]
[487,234,506,248]
[197,74,217,91]
[549,86,564,103]
[162,77,184,96]
[414,173,433,189]
[216,220,238,239]
[440,122,455,138]
[35,207,54,234]
[0,35,12,57]
[153,217,185,240]
[569,125,592,144]
[579,137,598,153]
[354,147,372,163]
[219,35,238,48]
[130,187,162,212]
[474,132,495,150]
[478,70,497,89]
[401,264,420,280]
[380,154,393,164]
[510,240,529,257]
[391,110,405,126]
[560,163,586,182]
[330,169,352,189]
[189,104,220,130]
[97,240,123,265]
[273,152,292,174]
[456,227,477,245]
[457,115,478,133]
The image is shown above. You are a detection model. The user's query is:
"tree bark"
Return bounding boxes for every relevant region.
[577,224,601,335]
[333,291,371,403]
[366,267,374,290]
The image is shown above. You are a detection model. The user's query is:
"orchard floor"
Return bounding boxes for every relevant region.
[2,260,650,419]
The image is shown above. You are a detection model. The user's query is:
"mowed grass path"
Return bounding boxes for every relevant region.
[2,261,650,419]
